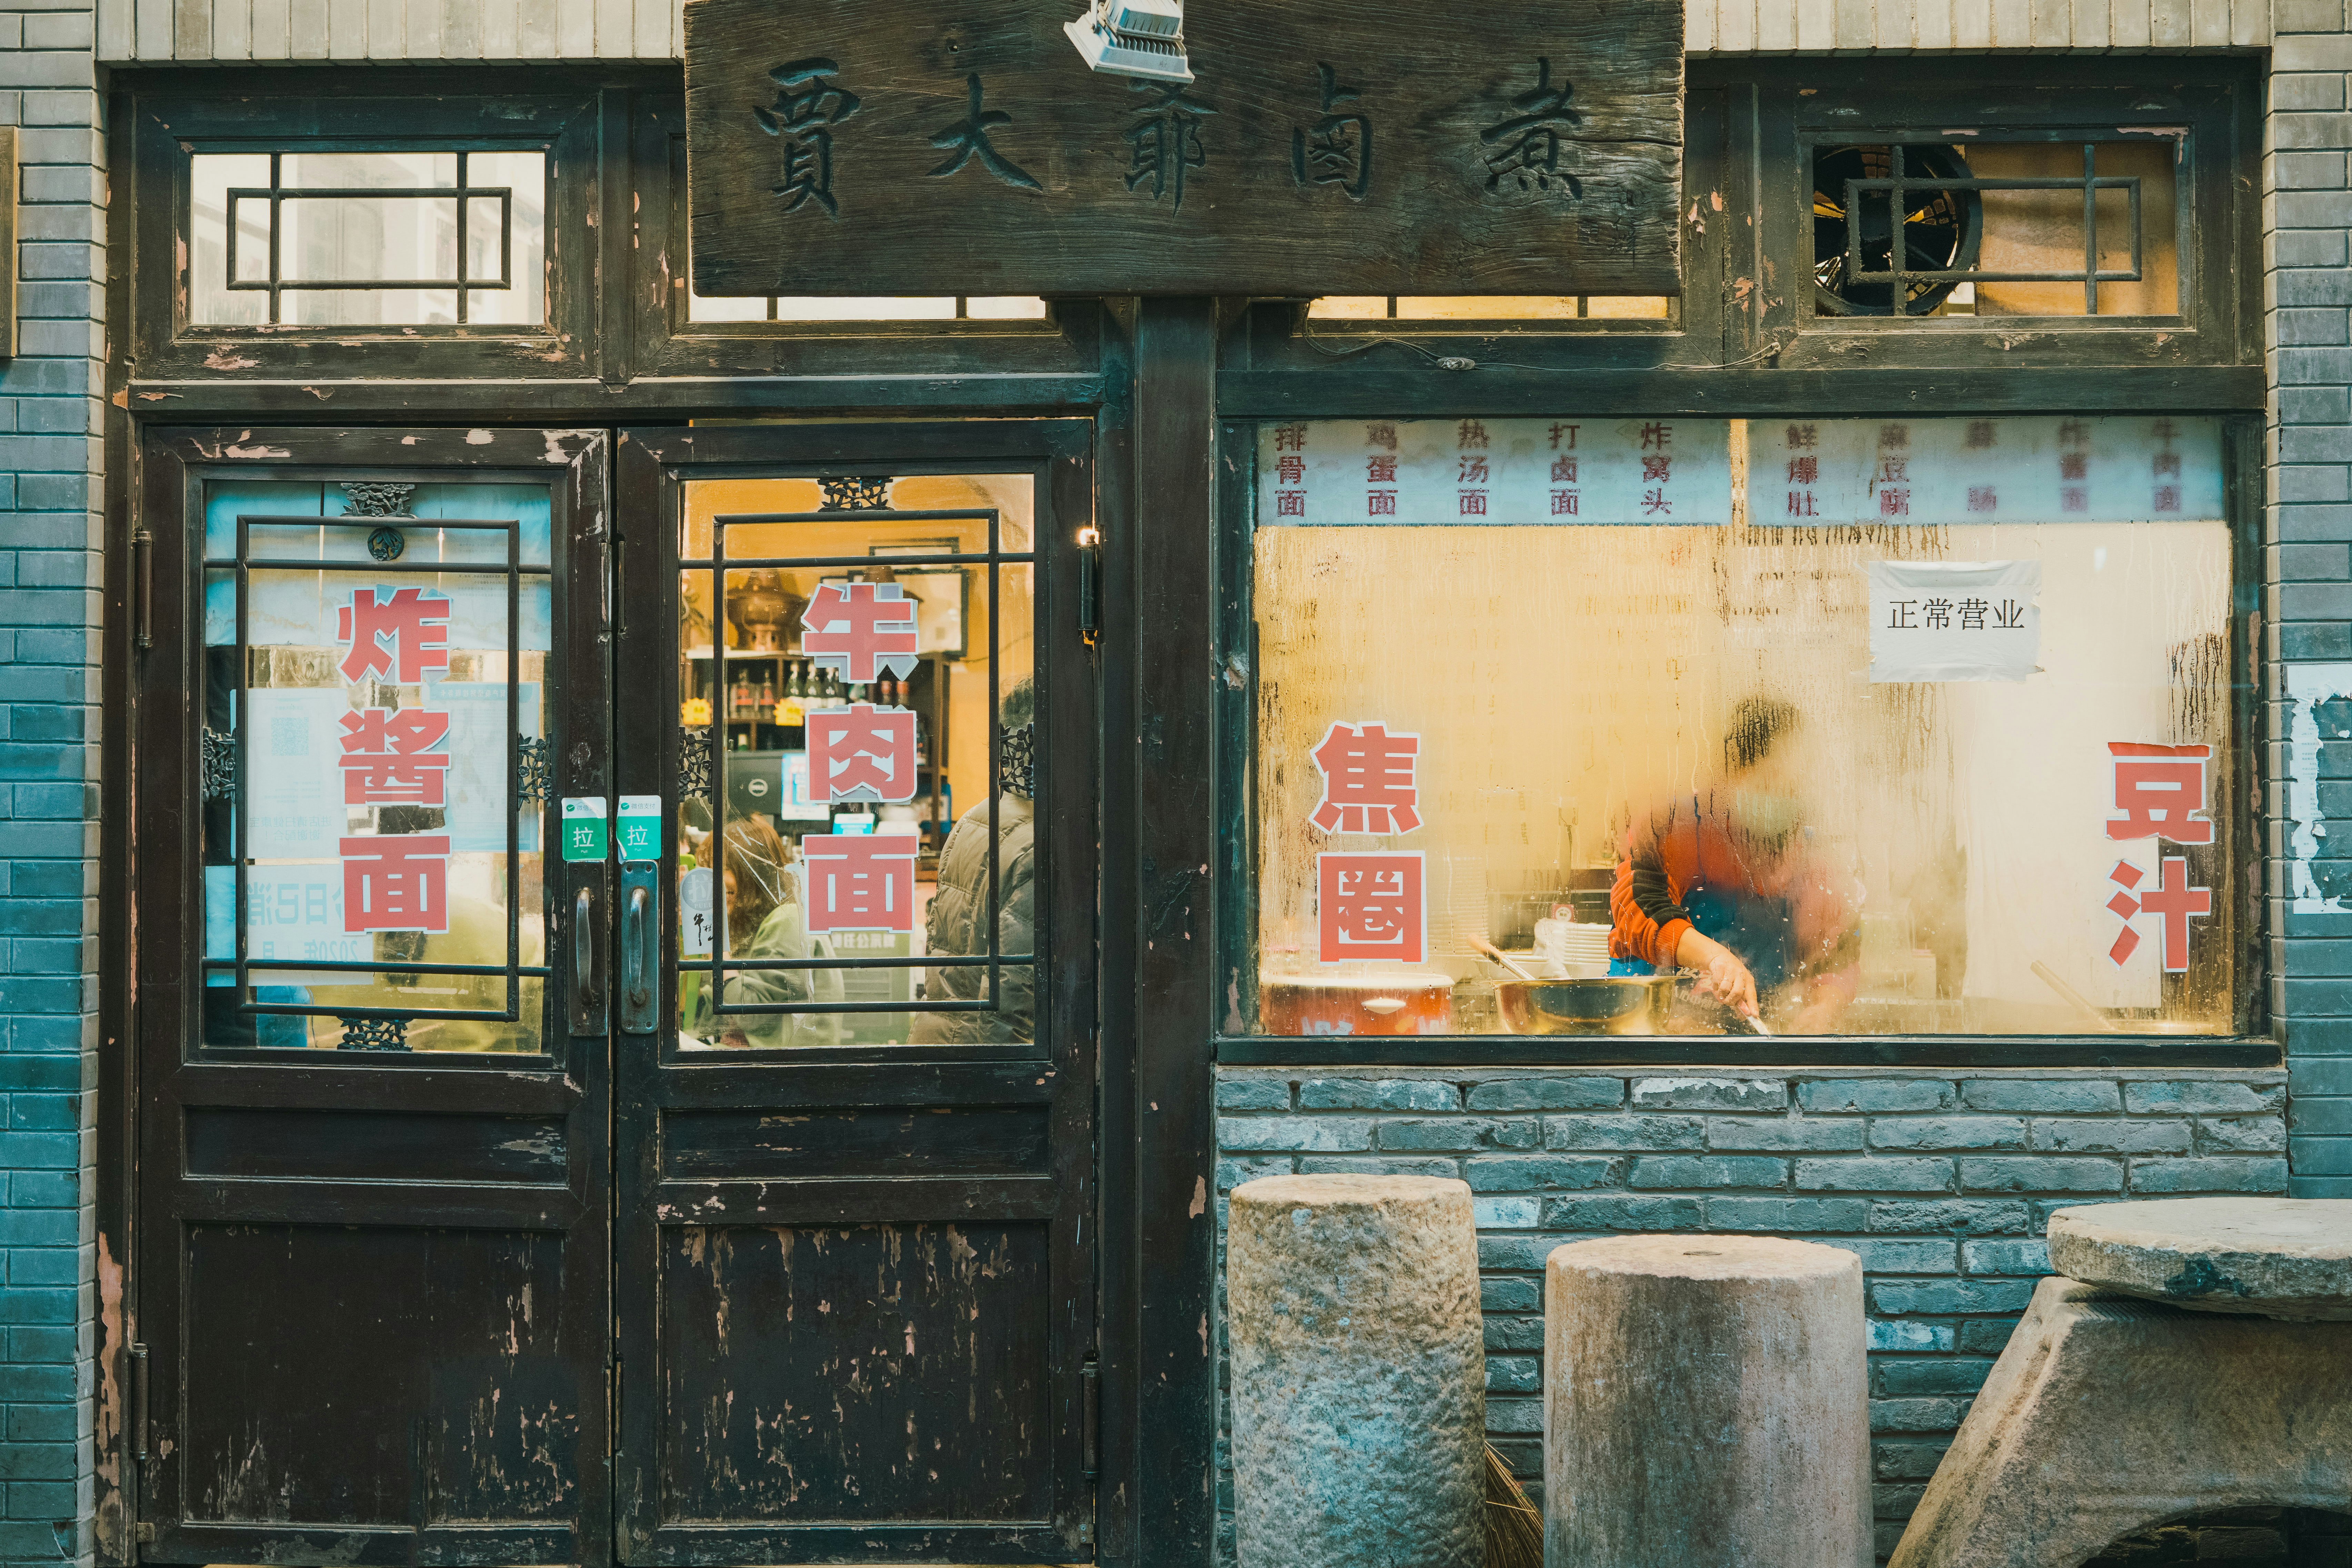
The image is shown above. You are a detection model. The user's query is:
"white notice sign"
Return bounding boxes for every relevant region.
[1868,560,2042,683]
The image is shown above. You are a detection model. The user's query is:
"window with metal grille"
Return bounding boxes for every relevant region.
[1811,139,2179,318]
[191,150,548,328]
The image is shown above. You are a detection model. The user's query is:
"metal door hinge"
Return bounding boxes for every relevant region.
[1080,1360,1099,1479]
[1076,527,1102,647]
[129,1342,149,1462]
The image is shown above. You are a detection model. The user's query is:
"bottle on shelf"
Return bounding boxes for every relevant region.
[777,662,805,728]
[730,673,752,720]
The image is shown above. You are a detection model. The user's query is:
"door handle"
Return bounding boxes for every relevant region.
[568,886,607,1035]
[576,889,595,996]
[620,865,659,1033]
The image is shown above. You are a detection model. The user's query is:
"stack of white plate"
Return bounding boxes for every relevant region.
[1536,919,1615,978]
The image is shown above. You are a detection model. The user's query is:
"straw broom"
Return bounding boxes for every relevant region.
[1483,1443,1544,1568]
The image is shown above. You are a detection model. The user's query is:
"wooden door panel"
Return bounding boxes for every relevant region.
[182,1224,581,1526]
[133,427,614,1568]
[658,1222,1055,1524]
[613,424,1099,1566]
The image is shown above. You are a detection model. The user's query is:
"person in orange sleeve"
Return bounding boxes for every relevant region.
[1609,695,1862,1033]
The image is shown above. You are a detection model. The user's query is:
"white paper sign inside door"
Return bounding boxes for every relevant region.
[1868,560,2042,682]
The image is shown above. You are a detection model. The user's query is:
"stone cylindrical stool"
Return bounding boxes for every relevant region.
[1546,1235,1871,1568]
[1227,1174,1484,1568]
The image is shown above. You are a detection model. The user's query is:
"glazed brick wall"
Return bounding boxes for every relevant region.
[2269,0,2352,1201]
[0,1,103,1563]
[1212,1067,2291,1564]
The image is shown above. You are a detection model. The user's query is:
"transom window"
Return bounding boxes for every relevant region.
[191,149,548,328]
[685,291,1048,324]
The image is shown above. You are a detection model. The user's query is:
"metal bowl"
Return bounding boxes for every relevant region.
[1496,975,1677,1035]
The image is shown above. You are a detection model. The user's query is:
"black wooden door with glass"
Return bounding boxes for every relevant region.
[129,420,1097,1566]
[610,423,1099,1566]
[130,426,615,1566]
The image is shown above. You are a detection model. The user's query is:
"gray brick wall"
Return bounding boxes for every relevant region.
[0,0,103,1561]
[2271,7,2352,1202]
[1213,1068,2291,1564]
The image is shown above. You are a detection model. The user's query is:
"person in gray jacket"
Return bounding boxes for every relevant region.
[914,676,1036,1045]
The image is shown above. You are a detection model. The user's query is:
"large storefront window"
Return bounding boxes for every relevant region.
[1242,415,2243,1039]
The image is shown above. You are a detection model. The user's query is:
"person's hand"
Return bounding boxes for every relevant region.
[1679,931,1759,1019]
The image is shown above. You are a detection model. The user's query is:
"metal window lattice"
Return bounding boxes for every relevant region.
[685,505,1039,1021]
[202,506,552,1031]
[1830,141,2145,316]
[226,152,517,325]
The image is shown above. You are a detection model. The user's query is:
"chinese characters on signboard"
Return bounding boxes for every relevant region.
[1308,716,1428,963]
[1262,418,1735,527]
[2103,741,2213,973]
[1762,417,2224,525]
[684,0,1684,298]
[1866,560,2042,683]
[795,586,925,933]
[336,585,454,935]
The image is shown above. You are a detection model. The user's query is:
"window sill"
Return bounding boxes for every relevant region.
[1214,1035,2282,1069]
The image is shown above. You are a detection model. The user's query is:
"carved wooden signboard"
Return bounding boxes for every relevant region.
[683,0,1685,298]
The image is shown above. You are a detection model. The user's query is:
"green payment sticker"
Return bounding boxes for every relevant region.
[617,794,663,862]
[561,798,609,863]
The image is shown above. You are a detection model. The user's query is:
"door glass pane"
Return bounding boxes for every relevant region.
[674,475,1039,1050]
[198,480,554,1052]
[190,149,548,328]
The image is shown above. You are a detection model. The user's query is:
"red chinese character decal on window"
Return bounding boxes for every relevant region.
[1548,423,1579,450]
[2107,741,2214,845]
[1277,455,1306,485]
[799,832,919,933]
[1552,456,1579,483]
[1551,490,1579,516]
[1273,423,1308,451]
[808,702,918,803]
[2105,856,2210,972]
[1967,486,1997,513]
[1878,488,1910,517]
[336,586,452,684]
[2153,485,2181,512]
[1279,492,1307,517]
[1368,492,1397,516]
[1786,457,1818,484]
[1365,421,1398,451]
[1310,720,1421,835]
[1459,492,1487,516]
[337,708,452,807]
[1318,850,1425,963]
[800,581,921,684]
[340,834,451,933]
[1367,456,1398,483]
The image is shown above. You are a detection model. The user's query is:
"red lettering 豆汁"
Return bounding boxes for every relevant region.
[337,586,452,684]
[340,834,450,933]
[337,707,452,806]
[2107,741,2214,845]
[1310,721,1421,835]
[800,581,921,685]
[1318,851,1425,963]
[800,832,918,933]
[2106,856,2210,972]
[808,701,918,803]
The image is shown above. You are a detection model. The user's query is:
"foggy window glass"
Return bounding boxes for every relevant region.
[1246,415,2239,1040]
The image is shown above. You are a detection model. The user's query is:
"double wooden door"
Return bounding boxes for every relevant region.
[128,421,1100,1566]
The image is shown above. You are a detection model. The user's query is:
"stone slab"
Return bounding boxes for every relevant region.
[2047,1198,2352,1321]
[1890,1276,2352,1568]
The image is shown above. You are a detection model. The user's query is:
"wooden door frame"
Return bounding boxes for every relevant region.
[121,425,616,1567]
[608,419,1103,1564]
